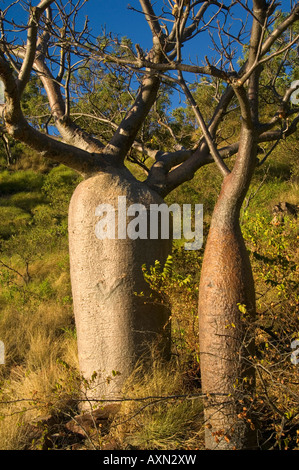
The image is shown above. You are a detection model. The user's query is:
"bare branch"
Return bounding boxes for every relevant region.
[17,0,56,95]
[260,3,299,56]
[31,57,105,153]
[104,71,160,163]
[0,54,105,175]
[139,0,163,39]
[178,71,230,177]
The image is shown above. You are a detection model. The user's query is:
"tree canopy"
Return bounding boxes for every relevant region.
[0,1,298,188]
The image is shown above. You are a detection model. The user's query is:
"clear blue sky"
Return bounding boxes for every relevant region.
[2,0,294,65]
[81,0,153,48]
[79,0,294,60]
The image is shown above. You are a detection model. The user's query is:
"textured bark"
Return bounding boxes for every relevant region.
[198,147,257,449]
[68,167,172,405]
[0,0,298,437]
[198,224,256,449]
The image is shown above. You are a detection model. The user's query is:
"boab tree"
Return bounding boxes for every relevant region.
[0,0,298,450]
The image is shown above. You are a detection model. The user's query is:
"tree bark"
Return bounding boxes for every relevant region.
[198,126,257,450]
[68,167,172,406]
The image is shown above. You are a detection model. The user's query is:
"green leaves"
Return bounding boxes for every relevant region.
[142,255,193,296]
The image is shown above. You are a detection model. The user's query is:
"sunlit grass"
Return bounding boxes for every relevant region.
[110,359,204,450]
[0,148,298,449]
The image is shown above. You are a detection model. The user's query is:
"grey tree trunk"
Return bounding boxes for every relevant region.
[68,167,172,405]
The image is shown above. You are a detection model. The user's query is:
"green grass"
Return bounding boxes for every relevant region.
[0,206,32,239]
[8,192,46,212]
[110,360,204,450]
[0,170,45,195]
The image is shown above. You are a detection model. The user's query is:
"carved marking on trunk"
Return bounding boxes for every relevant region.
[96,275,126,300]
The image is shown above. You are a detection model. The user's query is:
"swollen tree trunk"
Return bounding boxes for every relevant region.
[198,126,257,450]
[68,167,172,405]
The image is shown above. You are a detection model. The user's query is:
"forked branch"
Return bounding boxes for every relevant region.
[178,71,230,177]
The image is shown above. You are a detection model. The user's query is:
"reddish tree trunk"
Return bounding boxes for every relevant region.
[198,128,257,450]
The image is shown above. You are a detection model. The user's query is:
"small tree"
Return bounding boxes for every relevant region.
[0,0,298,449]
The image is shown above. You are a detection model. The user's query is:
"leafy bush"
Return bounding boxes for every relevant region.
[0,206,32,239]
[0,171,44,195]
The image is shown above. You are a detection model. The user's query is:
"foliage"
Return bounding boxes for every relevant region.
[0,129,297,449]
[141,254,201,369]
[0,142,297,449]
[109,359,204,450]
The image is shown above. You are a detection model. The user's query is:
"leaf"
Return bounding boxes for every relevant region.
[237,303,247,314]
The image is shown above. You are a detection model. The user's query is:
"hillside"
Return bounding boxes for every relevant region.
[0,141,298,450]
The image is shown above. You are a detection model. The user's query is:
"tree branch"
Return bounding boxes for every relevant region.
[178,70,230,177]
[17,0,56,95]
[139,0,163,40]
[0,55,105,175]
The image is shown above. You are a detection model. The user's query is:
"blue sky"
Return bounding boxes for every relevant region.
[1,0,295,108]
[2,0,294,65]
[81,0,153,47]
[1,0,153,48]
[80,0,294,59]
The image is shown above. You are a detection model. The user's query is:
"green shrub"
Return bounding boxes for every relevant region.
[8,192,46,212]
[0,171,44,195]
[0,206,31,239]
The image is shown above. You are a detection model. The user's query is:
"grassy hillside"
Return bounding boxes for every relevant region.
[0,141,298,450]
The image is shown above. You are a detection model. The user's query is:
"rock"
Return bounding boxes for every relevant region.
[30,414,59,428]
[65,404,120,437]
[271,201,298,225]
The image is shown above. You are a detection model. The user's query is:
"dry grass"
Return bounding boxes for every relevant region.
[0,151,298,450]
[0,329,80,449]
[272,181,299,207]
[0,249,80,450]
[109,358,204,450]
[0,358,79,449]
